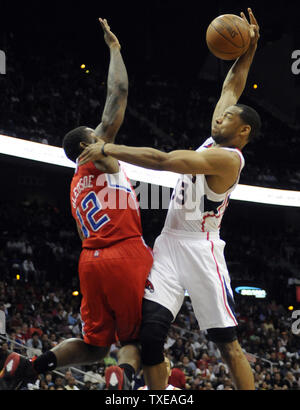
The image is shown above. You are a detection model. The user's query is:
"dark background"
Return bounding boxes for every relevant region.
[1,0,299,109]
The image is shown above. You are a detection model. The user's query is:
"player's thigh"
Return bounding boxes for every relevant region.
[179,238,237,329]
[107,245,153,342]
[78,251,116,346]
[144,234,186,319]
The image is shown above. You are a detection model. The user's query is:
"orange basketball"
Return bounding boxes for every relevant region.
[206,14,251,60]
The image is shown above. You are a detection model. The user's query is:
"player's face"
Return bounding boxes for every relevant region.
[212,106,244,145]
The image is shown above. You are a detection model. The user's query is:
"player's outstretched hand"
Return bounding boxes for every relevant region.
[240,8,260,46]
[79,140,106,165]
[99,18,121,50]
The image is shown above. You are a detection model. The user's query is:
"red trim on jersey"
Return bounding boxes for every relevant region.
[210,241,238,326]
[234,149,243,173]
[201,193,229,232]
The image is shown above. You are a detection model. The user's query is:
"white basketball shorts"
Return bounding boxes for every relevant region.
[144,228,238,331]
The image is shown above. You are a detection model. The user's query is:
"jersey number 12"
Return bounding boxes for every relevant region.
[76,191,110,238]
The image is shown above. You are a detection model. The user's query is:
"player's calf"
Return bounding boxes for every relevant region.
[139,299,173,389]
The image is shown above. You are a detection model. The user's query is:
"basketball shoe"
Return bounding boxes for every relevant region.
[105,365,132,390]
[0,352,37,390]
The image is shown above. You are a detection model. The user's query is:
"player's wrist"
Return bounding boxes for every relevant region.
[102,142,114,157]
[109,43,121,51]
[101,143,107,157]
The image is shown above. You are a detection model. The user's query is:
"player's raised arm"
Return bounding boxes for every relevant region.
[211,8,260,132]
[94,18,128,143]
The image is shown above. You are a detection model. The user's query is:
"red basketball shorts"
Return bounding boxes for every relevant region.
[78,237,153,347]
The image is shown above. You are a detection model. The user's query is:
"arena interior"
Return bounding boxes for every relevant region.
[0,0,300,392]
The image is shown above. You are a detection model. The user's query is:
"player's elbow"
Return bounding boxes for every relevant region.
[108,81,128,98]
[116,83,128,100]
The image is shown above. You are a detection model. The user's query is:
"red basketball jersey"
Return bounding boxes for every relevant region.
[70,161,142,249]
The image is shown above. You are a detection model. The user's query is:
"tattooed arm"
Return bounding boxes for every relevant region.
[94,18,128,143]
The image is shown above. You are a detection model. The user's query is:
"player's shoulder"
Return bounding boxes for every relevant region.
[219,147,245,169]
[211,146,241,162]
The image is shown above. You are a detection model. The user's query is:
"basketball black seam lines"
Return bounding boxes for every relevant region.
[224,15,246,48]
[211,19,244,49]
[207,40,242,56]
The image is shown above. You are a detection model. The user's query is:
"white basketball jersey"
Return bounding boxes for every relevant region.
[164,137,245,233]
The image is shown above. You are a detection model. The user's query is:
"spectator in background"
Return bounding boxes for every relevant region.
[64,369,73,385]
[40,379,49,390]
[20,323,31,342]
[83,364,105,388]
[170,338,185,362]
[41,334,52,352]
[168,362,186,389]
[44,372,55,388]
[195,360,210,379]
[8,331,26,354]
[65,376,80,390]
[22,259,37,282]
[49,333,58,348]
[283,371,297,390]
[26,332,42,350]
[182,355,197,377]
[0,342,9,368]
[27,339,43,359]
[271,371,284,389]
[28,320,43,338]
[54,376,65,390]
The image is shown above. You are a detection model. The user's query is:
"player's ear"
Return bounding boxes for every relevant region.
[240,124,251,138]
[80,141,90,149]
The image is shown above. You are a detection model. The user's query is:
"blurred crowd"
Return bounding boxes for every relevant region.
[1,279,299,391]
[0,199,299,390]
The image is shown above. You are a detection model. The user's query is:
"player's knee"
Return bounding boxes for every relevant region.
[139,300,173,366]
[140,322,166,366]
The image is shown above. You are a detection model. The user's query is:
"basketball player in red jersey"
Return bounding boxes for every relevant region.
[78,9,260,390]
[0,18,152,391]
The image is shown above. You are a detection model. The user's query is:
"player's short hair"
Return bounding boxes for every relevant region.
[235,104,261,141]
[62,126,91,162]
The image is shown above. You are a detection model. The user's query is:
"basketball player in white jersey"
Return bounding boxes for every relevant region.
[79,9,260,390]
